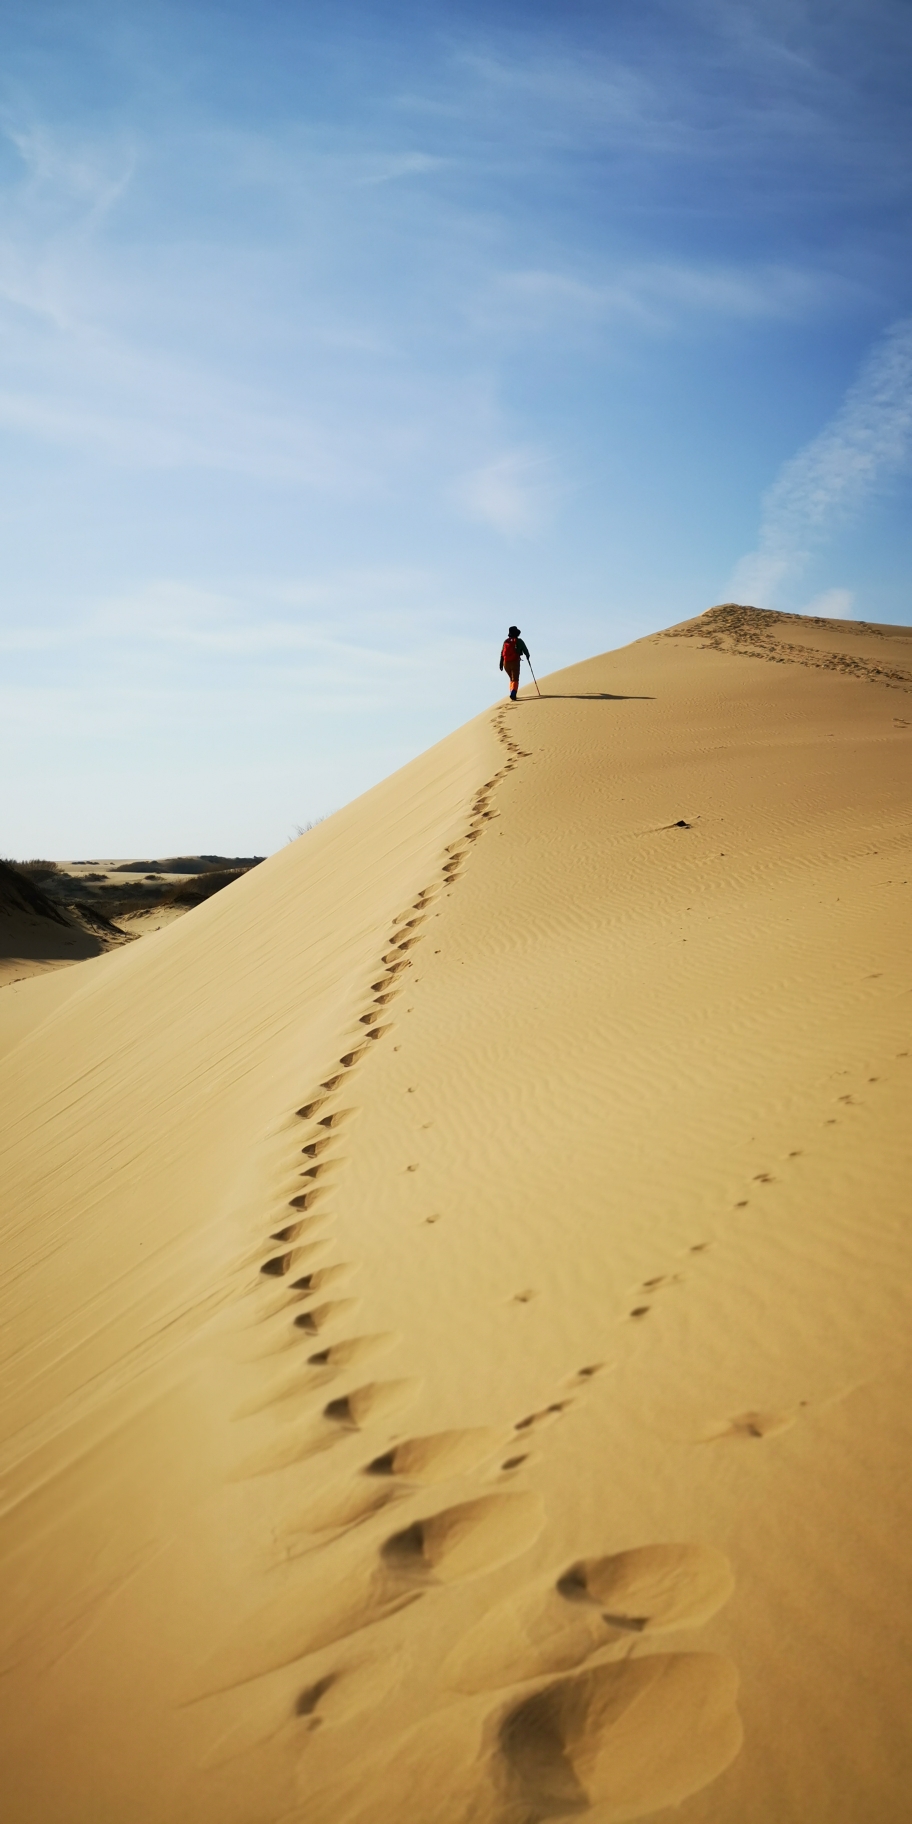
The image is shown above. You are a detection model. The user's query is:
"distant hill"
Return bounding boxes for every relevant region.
[1,854,265,985]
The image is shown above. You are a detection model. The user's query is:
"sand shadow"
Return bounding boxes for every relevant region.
[523,693,655,702]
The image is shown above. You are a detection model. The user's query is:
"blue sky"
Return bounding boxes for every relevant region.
[2,0,911,856]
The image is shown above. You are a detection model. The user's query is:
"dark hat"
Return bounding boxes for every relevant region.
[508,625,520,637]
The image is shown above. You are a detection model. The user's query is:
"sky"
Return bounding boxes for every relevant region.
[2,0,911,857]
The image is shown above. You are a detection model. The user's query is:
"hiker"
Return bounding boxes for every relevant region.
[499,625,530,701]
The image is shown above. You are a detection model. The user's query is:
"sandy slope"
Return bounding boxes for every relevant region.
[1,607,910,1824]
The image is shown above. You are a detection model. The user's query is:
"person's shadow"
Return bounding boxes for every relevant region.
[525,691,654,701]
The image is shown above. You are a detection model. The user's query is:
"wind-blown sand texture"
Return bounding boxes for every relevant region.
[1,605,911,1824]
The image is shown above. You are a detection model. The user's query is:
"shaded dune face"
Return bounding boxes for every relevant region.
[2,609,911,1824]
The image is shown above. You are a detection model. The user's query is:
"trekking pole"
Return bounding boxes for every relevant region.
[526,657,542,699]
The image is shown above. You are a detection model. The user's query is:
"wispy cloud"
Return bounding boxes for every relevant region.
[451,448,555,535]
[731,316,912,603]
[1,116,135,220]
[476,259,846,340]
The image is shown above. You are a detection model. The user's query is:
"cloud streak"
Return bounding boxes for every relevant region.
[731,316,912,603]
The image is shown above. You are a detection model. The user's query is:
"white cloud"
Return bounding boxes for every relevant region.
[730,316,912,604]
[474,258,849,343]
[0,566,468,662]
[801,587,855,619]
[1,117,135,219]
[451,449,554,535]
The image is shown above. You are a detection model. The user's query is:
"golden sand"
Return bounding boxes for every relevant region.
[1,606,910,1822]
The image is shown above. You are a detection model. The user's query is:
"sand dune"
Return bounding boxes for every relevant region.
[1,606,910,1823]
[0,859,118,989]
[0,856,264,991]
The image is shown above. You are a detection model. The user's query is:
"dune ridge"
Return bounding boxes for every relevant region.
[1,608,910,1823]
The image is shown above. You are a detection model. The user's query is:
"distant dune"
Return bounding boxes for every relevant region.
[0,854,264,988]
[1,607,910,1823]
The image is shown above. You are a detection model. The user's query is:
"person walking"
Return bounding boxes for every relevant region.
[499,625,530,701]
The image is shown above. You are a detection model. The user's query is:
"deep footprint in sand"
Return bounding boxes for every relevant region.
[443,1542,734,1693]
[364,1428,502,1484]
[381,1492,544,1586]
[206,1496,543,1690]
[302,1136,334,1158]
[293,1298,360,1335]
[291,1262,355,1298]
[322,1379,420,1429]
[493,1651,742,1821]
[306,1333,398,1372]
[317,1107,357,1129]
[260,1249,303,1278]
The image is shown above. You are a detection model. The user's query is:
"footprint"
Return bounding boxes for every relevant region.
[260,1250,301,1278]
[287,1188,328,1212]
[299,1157,344,1183]
[295,1672,337,1719]
[444,1543,733,1694]
[293,1653,404,1730]
[307,1334,398,1371]
[296,1097,328,1119]
[381,1492,544,1585]
[323,1379,420,1429]
[494,1652,742,1820]
[514,1402,571,1434]
[293,1298,360,1335]
[318,1108,356,1129]
[365,1428,502,1484]
[270,1220,329,1244]
[711,1409,796,1441]
[291,1263,354,1297]
[302,1136,333,1158]
[206,1499,543,1694]
[557,1543,734,1631]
